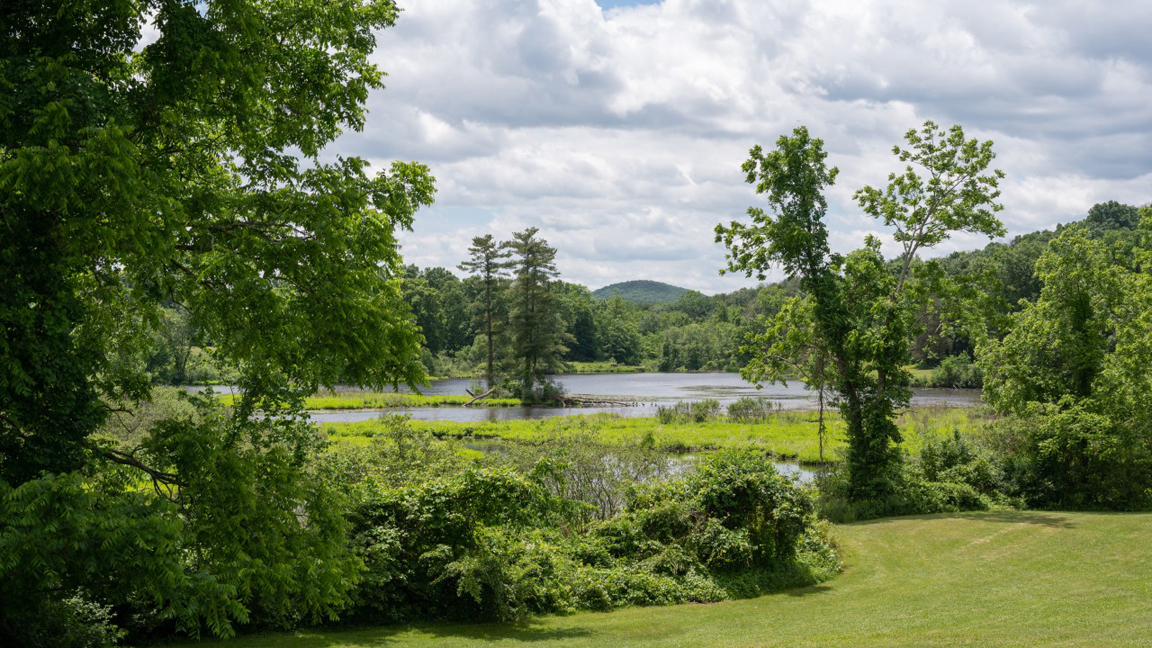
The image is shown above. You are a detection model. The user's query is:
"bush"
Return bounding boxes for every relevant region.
[497,420,672,525]
[2,593,126,648]
[348,467,558,621]
[348,448,839,622]
[816,455,992,523]
[928,353,984,389]
[988,403,1152,510]
[726,397,775,423]
[320,415,472,496]
[656,399,720,424]
[920,428,1000,495]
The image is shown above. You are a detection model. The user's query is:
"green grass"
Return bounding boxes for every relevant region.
[905,365,934,383]
[563,361,646,374]
[179,510,1152,647]
[322,406,992,463]
[221,392,523,410]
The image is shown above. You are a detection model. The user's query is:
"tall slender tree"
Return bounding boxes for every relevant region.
[505,228,567,401]
[458,235,511,387]
[717,122,1003,503]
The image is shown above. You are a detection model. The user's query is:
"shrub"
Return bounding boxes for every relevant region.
[928,353,984,388]
[348,467,559,621]
[816,455,992,523]
[989,402,1152,510]
[497,420,673,525]
[349,448,838,622]
[920,428,1000,495]
[655,399,721,424]
[3,593,126,648]
[726,397,774,422]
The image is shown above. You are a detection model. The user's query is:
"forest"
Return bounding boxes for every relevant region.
[2,2,1150,647]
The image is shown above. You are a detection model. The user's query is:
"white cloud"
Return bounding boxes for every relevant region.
[331,0,1152,293]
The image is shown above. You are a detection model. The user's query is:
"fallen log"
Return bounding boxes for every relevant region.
[464,386,498,407]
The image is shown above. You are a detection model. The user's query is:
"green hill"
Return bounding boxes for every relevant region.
[592,280,690,305]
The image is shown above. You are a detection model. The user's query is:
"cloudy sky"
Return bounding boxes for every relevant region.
[332,0,1151,294]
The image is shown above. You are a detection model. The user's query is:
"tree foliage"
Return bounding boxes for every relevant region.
[717,121,1003,503]
[980,224,1152,508]
[1,0,434,641]
[505,228,568,400]
[458,235,512,387]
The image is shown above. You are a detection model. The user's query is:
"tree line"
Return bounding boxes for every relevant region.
[143,197,1143,400]
[384,199,1148,398]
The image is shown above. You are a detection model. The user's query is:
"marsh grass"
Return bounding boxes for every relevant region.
[322,406,994,464]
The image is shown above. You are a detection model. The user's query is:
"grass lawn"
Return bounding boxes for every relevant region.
[323,406,991,463]
[177,510,1152,647]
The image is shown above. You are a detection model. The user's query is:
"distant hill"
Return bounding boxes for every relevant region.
[592,280,690,305]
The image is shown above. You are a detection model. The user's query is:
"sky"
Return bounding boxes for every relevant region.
[330,0,1152,294]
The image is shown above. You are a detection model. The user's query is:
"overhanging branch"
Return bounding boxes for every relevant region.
[94,444,185,491]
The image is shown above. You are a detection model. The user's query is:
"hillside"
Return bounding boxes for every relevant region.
[592,279,690,304]
[188,510,1152,647]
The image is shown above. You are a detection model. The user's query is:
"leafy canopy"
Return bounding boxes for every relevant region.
[1,0,435,640]
[717,122,1004,503]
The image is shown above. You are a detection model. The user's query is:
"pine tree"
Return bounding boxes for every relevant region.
[505,228,568,401]
[458,235,511,388]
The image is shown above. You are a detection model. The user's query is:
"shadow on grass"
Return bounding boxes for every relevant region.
[405,620,595,644]
[942,510,1075,528]
[783,583,834,598]
[219,620,596,647]
[848,510,1075,529]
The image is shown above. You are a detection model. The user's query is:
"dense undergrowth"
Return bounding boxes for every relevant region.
[323,417,840,624]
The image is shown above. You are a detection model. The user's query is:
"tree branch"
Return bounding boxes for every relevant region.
[94,444,185,489]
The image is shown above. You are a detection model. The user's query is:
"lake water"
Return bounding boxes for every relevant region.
[299,372,982,424]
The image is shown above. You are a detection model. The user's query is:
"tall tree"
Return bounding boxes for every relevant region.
[458,235,511,387]
[979,222,1152,508]
[505,228,567,401]
[0,0,433,640]
[717,121,1003,503]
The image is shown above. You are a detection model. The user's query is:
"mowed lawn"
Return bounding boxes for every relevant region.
[191,511,1152,647]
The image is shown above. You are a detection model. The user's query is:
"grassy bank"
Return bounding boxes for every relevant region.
[174,510,1152,647]
[563,361,647,373]
[322,406,990,463]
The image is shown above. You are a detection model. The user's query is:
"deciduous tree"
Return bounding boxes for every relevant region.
[0,0,433,640]
[717,122,1004,503]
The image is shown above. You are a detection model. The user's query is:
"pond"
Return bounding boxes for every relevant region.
[300,372,981,424]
